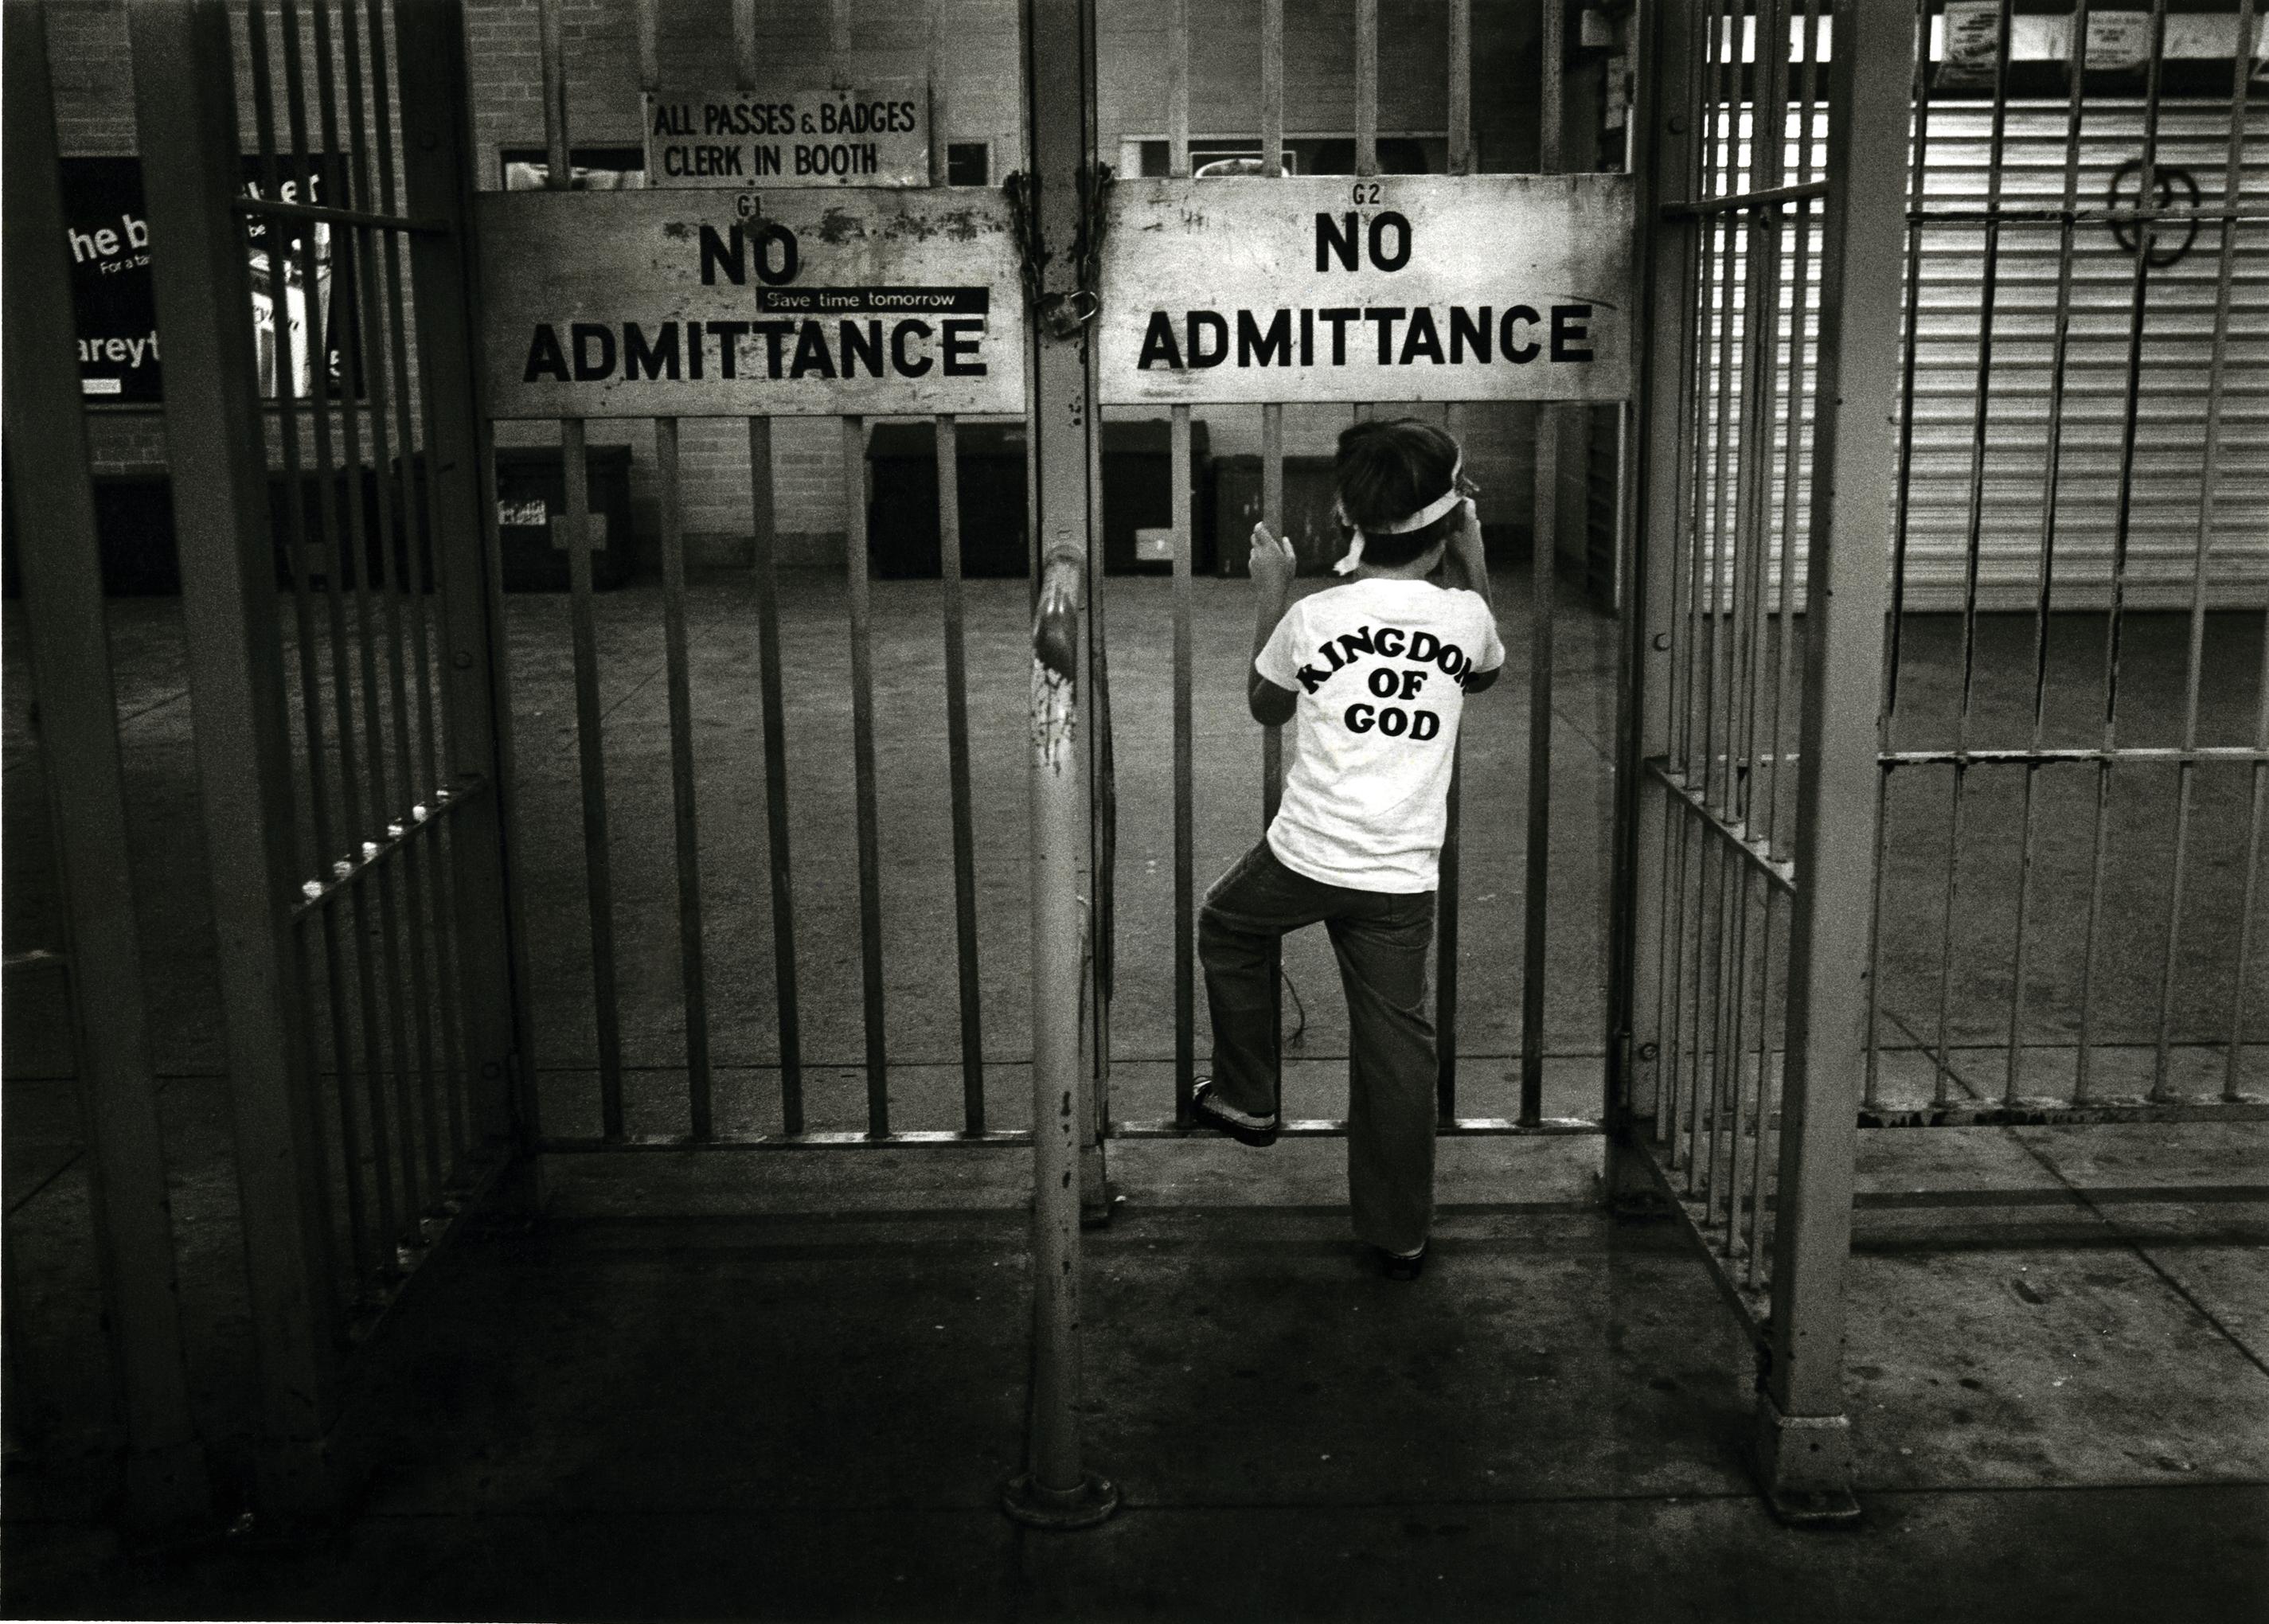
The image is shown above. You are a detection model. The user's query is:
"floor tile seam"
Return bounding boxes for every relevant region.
[1882,1007,2269,1380]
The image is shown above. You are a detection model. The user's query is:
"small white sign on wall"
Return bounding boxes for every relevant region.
[643,83,930,188]
[1099,174,1634,406]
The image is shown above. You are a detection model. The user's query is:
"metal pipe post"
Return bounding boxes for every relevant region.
[1759,0,1912,1527]
[1001,0,1115,1532]
[4,2,215,1532]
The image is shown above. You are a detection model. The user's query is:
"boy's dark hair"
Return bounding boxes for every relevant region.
[1334,417,1462,568]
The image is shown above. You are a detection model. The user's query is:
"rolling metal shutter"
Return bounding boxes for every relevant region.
[1900,97,2269,611]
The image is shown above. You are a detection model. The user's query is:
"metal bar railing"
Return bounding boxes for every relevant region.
[1924,0,2017,1107]
[560,419,627,1138]
[2155,0,2257,1104]
[2074,0,2172,1106]
[131,0,342,1511]
[323,0,443,1208]
[363,0,477,1176]
[1517,0,1567,1130]
[937,416,988,1134]
[282,0,408,1241]
[2003,0,2088,1099]
[654,419,715,1138]
[1864,0,1940,1114]
[842,416,892,1136]
[1170,402,1196,1126]
[1438,0,1474,1125]
[244,0,373,1279]
[748,420,805,1134]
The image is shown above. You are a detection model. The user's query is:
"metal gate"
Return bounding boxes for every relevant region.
[5,0,517,1523]
[1616,0,2266,1524]
[498,0,1613,1183]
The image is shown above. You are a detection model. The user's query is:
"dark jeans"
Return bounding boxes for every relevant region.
[1199,840,1437,1254]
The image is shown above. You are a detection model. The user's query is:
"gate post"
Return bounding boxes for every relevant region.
[4,2,215,1534]
[1002,0,1117,1532]
[1759,0,1912,1524]
[397,0,532,1161]
[128,0,341,1518]
[1607,0,1705,1208]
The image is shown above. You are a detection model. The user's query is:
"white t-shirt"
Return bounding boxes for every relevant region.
[1253,576,1506,893]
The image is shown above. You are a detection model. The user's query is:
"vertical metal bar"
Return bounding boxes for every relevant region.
[1166,9,1195,1132]
[734,0,758,89]
[399,0,529,1155]
[561,420,625,1138]
[314,0,427,1215]
[937,416,986,1133]
[2232,603,2269,1102]
[1004,0,1114,1529]
[2223,4,2267,1104]
[4,2,216,1527]
[2156,0,2254,1099]
[1355,0,1378,178]
[1260,1,1287,823]
[1759,0,1913,1521]
[1766,0,1823,864]
[279,0,402,1243]
[1261,0,1283,178]
[636,0,660,92]
[1747,883,1778,1282]
[1171,406,1196,1125]
[350,0,449,1189]
[1081,334,1114,1205]
[1929,0,2018,1106]
[1447,0,1472,174]
[1521,0,1565,1128]
[842,416,892,1136]
[2004,0,2095,1107]
[832,0,853,56]
[1261,402,1287,1096]
[654,420,713,1137]
[2076,0,2170,1104]
[748,417,805,1134]
[1439,756,1462,1123]
[130,0,338,1512]
[245,0,372,1266]
[1620,0,1704,1157]
[1438,0,1474,1128]
[1168,0,1189,175]
[539,0,568,185]
[1866,0,1938,1107]
[730,14,802,1138]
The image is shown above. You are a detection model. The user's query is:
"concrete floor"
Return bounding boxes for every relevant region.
[5,580,2267,1618]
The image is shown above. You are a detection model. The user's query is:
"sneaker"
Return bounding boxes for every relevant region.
[1190,1077,1279,1147]
[1374,1242,1427,1281]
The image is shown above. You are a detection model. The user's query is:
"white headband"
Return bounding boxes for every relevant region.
[1332,455,1464,576]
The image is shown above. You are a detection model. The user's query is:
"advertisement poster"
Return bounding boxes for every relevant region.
[62,155,352,404]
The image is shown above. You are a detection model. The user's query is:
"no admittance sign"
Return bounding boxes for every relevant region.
[477,189,1024,418]
[1099,174,1633,406]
